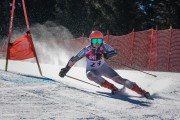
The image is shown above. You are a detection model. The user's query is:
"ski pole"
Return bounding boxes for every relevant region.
[65,75,100,88]
[109,60,157,77]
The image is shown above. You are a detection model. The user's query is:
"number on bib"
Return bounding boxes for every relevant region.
[90,61,102,67]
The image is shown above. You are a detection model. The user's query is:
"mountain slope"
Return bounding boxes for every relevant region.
[0,60,180,120]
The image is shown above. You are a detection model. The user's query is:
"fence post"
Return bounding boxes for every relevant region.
[81,33,84,45]
[148,28,154,69]
[106,30,109,43]
[130,29,135,65]
[155,26,159,70]
[167,25,172,71]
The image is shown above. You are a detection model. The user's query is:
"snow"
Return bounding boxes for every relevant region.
[0,59,180,120]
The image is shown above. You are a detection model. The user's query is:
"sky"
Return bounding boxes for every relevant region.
[0,59,180,120]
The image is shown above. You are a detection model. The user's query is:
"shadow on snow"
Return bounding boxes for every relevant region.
[97,91,152,107]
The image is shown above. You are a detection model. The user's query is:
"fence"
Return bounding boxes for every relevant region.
[106,29,180,72]
[1,29,180,72]
[80,29,180,72]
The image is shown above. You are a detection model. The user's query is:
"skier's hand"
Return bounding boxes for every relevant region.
[103,53,109,59]
[59,66,70,78]
[96,53,103,60]
[104,50,117,59]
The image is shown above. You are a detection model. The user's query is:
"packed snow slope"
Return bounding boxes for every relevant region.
[0,59,180,120]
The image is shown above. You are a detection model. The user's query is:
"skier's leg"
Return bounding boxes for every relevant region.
[112,76,149,96]
[99,64,148,97]
[86,70,118,92]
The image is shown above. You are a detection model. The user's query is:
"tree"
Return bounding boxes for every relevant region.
[55,0,139,36]
[1,0,180,38]
[136,0,180,29]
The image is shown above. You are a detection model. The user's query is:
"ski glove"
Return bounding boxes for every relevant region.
[104,50,117,59]
[59,66,71,78]
[96,53,103,60]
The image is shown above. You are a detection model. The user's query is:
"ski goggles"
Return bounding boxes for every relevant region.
[91,38,103,44]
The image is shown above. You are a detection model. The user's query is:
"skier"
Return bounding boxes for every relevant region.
[59,31,150,98]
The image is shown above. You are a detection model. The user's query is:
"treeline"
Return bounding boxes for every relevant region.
[0,0,180,38]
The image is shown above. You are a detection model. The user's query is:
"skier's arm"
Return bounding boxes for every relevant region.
[59,48,86,77]
[103,44,117,59]
[66,48,86,67]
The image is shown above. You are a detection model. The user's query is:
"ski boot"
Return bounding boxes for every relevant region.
[102,80,118,95]
[111,88,119,95]
[144,92,151,99]
[131,84,151,99]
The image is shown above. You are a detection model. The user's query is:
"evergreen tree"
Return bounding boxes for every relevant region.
[0,0,180,38]
[136,0,180,29]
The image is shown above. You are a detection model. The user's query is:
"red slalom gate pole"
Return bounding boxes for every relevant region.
[5,0,16,71]
[22,0,42,76]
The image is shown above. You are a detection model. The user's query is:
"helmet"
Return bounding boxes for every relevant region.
[89,31,104,47]
[89,31,103,39]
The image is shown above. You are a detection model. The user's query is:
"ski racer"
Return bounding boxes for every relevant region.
[59,31,150,98]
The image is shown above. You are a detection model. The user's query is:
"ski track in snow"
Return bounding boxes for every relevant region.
[0,60,180,120]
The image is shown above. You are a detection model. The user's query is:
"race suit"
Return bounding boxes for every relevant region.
[66,44,136,89]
